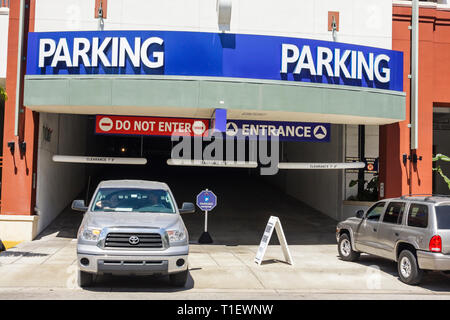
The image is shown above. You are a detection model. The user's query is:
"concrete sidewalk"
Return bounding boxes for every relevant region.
[1,232,450,298]
[1,175,450,299]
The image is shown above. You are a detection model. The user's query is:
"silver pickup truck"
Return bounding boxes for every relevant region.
[72,180,195,288]
[336,195,450,285]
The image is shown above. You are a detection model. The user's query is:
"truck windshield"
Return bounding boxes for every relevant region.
[435,205,450,229]
[91,188,176,213]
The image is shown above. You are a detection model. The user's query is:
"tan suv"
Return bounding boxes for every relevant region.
[336,195,450,285]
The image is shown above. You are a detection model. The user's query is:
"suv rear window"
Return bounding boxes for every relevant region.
[407,204,428,228]
[435,205,450,230]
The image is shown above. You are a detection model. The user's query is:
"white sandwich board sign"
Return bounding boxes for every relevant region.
[255,216,294,266]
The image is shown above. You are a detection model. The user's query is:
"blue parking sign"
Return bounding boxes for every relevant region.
[196,190,217,211]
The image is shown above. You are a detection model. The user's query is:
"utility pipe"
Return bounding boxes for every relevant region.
[411,0,419,150]
[14,0,25,137]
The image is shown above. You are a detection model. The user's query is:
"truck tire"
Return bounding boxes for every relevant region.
[169,270,188,287]
[338,233,360,262]
[398,250,423,285]
[78,270,94,288]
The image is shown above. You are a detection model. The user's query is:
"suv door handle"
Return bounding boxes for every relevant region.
[373,228,377,232]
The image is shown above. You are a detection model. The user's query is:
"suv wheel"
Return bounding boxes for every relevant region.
[169,270,188,287]
[398,250,423,285]
[78,270,94,288]
[338,233,360,261]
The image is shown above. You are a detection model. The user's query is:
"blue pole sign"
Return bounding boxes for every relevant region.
[196,189,217,212]
[196,189,217,243]
[225,120,330,142]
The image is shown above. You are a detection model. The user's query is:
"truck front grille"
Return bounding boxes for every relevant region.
[104,232,163,249]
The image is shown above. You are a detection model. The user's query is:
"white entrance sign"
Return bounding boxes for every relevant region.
[255,216,294,266]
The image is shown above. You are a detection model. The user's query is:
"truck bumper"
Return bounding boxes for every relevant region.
[77,244,189,275]
[417,251,450,271]
[77,253,188,275]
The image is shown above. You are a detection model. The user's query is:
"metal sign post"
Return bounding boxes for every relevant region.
[204,211,209,233]
[196,189,217,244]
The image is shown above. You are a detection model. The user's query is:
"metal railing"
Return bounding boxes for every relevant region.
[0,0,9,9]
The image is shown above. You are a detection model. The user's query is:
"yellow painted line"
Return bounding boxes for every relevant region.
[2,241,22,250]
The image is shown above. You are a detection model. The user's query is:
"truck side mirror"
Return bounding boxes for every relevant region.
[356,210,365,219]
[72,200,88,212]
[179,202,195,214]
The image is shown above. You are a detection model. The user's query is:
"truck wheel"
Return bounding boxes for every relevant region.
[169,270,188,287]
[338,233,360,262]
[398,250,423,285]
[78,270,94,288]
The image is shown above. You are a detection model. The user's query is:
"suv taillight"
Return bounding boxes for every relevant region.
[429,235,442,253]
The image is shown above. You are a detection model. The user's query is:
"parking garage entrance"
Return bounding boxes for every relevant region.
[33,112,359,246]
[3,29,406,241]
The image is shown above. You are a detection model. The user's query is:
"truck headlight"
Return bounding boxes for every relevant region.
[81,228,102,241]
[167,229,186,243]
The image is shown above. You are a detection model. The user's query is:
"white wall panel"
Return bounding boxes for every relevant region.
[34,0,392,49]
[35,113,88,234]
[0,8,9,84]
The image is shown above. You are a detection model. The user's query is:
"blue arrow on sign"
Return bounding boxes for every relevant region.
[196,190,217,211]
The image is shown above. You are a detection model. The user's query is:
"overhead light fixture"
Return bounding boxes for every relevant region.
[19,141,26,156]
[97,0,103,19]
[7,141,14,154]
[96,0,106,31]
[328,11,339,42]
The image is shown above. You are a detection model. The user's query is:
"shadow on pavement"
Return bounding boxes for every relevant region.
[82,271,194,293]
[339,253,450,291]
[0,251,49,258]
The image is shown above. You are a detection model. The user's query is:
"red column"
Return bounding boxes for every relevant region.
[1,0,37,216]
[380,6,412,199]
[381,5,450,199]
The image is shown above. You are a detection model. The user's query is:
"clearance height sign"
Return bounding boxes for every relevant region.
[95,115,209,137]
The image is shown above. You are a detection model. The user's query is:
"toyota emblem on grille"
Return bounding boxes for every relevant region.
[129,235,140,245]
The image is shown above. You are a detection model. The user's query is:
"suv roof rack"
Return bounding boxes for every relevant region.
[400,194,432,199]
[399,194,450,201]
